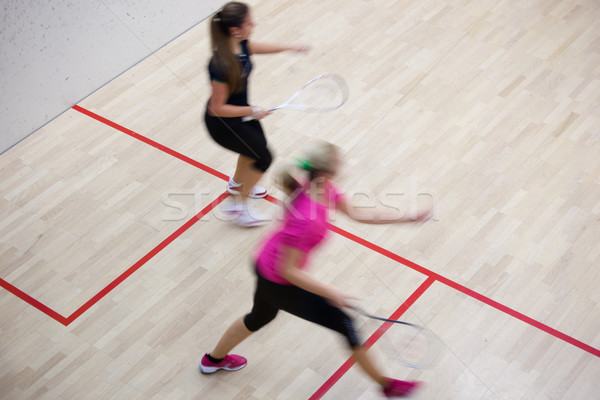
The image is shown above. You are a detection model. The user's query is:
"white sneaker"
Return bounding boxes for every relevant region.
[235,204,269,228]
[227,177,268,199]
[219,198,243,218]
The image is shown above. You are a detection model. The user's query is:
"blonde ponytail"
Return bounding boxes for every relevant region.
[274,162,301,195]
[274,141,339,195]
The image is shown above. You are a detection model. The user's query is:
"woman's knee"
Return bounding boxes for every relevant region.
[253,148,273,172]
[341,316,361,348]
[243,308,278,332]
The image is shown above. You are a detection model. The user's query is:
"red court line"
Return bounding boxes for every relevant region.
[329,225,600,358]
[71,105,599,358]
[66,106,599,398]
[0,278,69,325]
[437,277,600,358]
[64,192,228,325]
[0,192,227,325]
[309,277,436,400]
[71,105,228,181]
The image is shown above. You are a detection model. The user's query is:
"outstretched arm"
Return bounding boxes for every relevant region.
[248,42,308,55]
[336,197,433,225]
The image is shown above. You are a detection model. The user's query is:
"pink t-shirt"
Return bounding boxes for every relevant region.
[255,183,343,284]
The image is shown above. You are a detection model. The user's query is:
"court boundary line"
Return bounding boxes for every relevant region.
[68,105,600,359]
[0,106,597,399]
[0,192,228,326]
[308,276,437,400]
[0,278,69,325]
[329,225,600,358]
[72,105,229,181]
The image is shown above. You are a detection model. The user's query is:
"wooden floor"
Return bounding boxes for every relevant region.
[2,0,600,398]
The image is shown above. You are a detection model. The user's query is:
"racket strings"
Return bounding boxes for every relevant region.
[289,75,349,112]
[391,327,433,369]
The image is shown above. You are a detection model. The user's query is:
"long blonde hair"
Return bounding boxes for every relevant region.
[275,141,340,195]
[210,2,248,94]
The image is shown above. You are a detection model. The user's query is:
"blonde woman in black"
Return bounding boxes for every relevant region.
[205,2,306,227]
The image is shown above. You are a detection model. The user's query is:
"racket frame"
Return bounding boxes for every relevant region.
[353,307,438,369]
[242,72,349,121]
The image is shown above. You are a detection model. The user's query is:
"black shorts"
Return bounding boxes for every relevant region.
[204,110,273,172]
[243,267,361,348]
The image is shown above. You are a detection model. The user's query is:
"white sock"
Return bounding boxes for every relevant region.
[228,177,241,188]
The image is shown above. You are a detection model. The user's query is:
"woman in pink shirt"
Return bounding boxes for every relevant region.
[200,142,432,397]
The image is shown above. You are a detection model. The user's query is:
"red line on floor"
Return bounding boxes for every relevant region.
[73,105,600,357]
[71,106,599,358]
[437,277,600,358]
[308,277,436,400]
[71,105,228,181]
[329,224,600,358]
[64,192,228,325]
[328,224,433,277]
[0,192,226,325]
[0,107,231,325]
[63,106,599,398]
[0,278,68,325]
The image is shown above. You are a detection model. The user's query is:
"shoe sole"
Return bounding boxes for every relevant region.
[383,381,422,398]
[199,363,247,374]
[227,186,268,199]
[236,218,268,228]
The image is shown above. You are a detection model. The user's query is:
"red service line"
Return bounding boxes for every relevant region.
[63,192,228,325]
[71,105,228,181]
[309,277,436,400]
[1,192,227,326]
[1,105,597,400]
[0,278,69,325]
[69,105,599,359]
[329,225,600,359]
[67,106,600,396]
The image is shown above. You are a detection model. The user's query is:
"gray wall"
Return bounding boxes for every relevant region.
[1,0,222,154]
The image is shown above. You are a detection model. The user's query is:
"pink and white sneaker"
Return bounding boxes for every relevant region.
[199,353,247,374]
[227,178,267,199]
[382,378,421,398]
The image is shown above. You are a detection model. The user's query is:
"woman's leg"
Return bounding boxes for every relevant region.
[232,154,265,198]
[272,286,391,388]
[352,345,387,386]
[209,316,254,359]
[206,115,271,200]
[210,274,279,358]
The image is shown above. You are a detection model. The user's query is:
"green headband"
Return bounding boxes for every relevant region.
[295,158,313,171]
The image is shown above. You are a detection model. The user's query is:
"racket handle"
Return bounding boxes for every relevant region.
[242,106,277,122]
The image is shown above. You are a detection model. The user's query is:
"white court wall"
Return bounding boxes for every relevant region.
[0,0,223,154]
